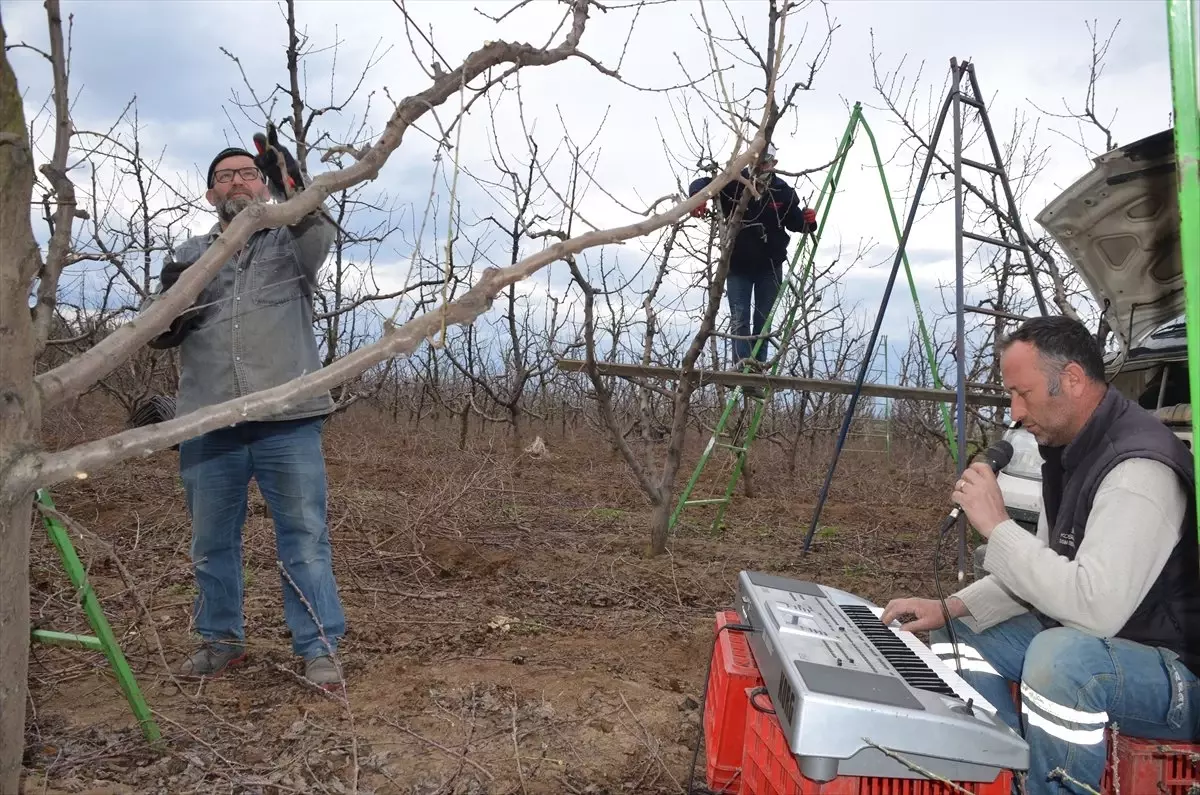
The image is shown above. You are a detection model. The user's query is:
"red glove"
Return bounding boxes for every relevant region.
[803,207,817,225]
[691,201,708,218]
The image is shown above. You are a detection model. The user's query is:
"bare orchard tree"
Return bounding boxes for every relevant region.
[442,100,583,458]
[757,247,871,475]
[889,315,1001,458]
[1026,17,1126,349]
[33,100,198,422]
[568,0,838,555]
[0,0,774,784]
[1028,19,1120,161]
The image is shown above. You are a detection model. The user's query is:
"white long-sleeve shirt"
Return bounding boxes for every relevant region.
[953,457,1188,637]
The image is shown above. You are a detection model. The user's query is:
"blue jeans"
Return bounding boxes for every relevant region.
[931,613,1200,794]
[179,416,346,660]
[726,263,782,363]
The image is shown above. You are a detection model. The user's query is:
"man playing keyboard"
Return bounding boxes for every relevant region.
[881,316,1200,794]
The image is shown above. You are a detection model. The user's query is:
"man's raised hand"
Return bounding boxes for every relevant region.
[159,259,189,292]
[252,122,304,202]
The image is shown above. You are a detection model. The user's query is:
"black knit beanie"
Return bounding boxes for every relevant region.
[206,147,255,188]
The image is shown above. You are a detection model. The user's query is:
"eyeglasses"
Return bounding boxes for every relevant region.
[213,167,262,184]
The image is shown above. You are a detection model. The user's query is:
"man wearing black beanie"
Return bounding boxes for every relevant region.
[147,132,346,691]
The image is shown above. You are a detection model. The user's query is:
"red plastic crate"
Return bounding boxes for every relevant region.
[704,610,763,794]
[1099,733,1200,794]
[741,688,1014,795]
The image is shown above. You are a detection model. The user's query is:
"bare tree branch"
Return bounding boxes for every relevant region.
[18,137,766,490]
[35,0,611,410]
[29,1,77,357]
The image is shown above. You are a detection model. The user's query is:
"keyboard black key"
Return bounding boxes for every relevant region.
[839,605,956,696]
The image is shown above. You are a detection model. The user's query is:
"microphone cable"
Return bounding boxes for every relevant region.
[932,508,966,681]
[929,428,1017,698]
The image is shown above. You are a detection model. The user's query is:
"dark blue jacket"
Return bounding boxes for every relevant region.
[688,169,817,275]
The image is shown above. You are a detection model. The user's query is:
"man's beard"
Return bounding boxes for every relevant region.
[217,193,262,223]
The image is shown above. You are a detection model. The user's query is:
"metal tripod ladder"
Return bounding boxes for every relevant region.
[800,59,1050,581]
[669,102,958,535]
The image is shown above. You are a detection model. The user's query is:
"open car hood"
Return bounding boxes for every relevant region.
[1035,129,1185,358]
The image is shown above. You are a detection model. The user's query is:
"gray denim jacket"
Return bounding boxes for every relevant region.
[148,212,336,422]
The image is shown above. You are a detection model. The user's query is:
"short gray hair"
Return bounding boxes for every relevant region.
[997,315,1106,392]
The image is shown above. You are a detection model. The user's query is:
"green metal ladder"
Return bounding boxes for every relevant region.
[668,103,958,535]
[31,488,161,744]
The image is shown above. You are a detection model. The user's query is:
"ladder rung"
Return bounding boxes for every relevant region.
[961,157,1001,176]
[959,93,985,110]
[685,498,729,507]
[31,629,104,651]
[963,230,1025,251]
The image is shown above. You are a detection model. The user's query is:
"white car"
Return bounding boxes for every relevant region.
[994,426,1043,534]
[977,126,1194,577]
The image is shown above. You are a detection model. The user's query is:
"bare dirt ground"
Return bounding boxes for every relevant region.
[21,399,960,795]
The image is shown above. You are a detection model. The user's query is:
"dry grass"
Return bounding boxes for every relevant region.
[22,397,964,794]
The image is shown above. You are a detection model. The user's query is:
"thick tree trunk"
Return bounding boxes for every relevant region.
[509,407,523,461]
[0,495,34,790]
[788,392,810,478]
[458,406,470,450]
[1,19,47,791]
[648,489,672,555]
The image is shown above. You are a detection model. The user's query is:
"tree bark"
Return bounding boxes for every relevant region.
[509,407,523,461]
[0,494,33,791]
[0,17,44,788]
[458,405,470,451]
[647,492,672,556]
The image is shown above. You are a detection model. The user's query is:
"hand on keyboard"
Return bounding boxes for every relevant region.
[880,596,967,632]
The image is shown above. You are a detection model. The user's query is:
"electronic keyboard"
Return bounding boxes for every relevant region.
[734,570,1029,782]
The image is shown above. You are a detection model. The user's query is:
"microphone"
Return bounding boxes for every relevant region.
[943,438,1014,523]
[940,438,1014,584]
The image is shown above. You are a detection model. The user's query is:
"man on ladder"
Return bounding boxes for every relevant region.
[687,143,818,392]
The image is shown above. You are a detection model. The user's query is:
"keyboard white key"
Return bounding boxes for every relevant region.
[870,605,1000,714]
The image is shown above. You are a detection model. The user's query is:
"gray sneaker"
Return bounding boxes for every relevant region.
[304,655,344,690]
[179,643,247,678]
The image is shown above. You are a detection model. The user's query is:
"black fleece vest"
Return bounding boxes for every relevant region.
[1035,386,1200,675]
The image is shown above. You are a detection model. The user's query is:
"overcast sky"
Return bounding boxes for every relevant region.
[2,0,1173,384]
